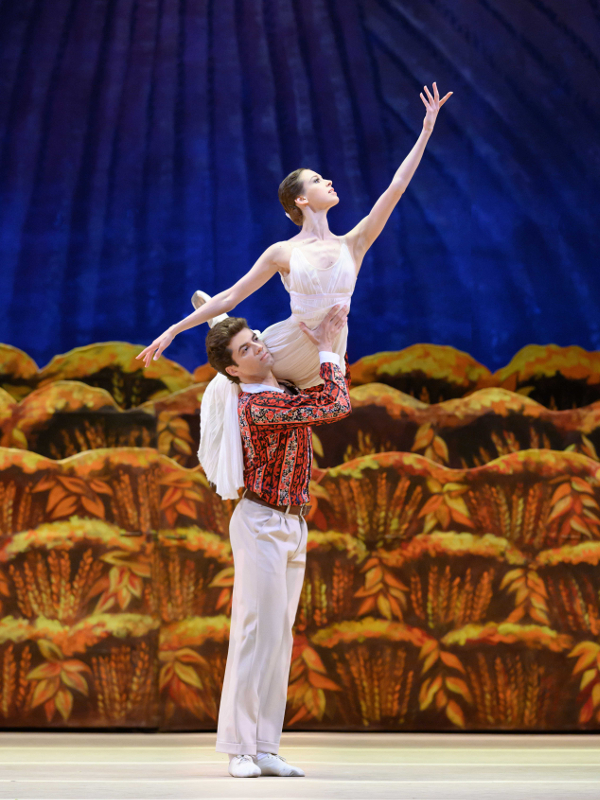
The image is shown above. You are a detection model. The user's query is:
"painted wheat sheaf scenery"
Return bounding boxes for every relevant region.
[1,341,600,730]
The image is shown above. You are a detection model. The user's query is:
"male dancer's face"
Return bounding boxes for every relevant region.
[225,327,275,384]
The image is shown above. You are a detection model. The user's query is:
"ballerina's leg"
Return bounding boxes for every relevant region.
[191,290,229,329]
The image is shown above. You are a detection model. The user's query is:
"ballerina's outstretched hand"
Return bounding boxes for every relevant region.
[421,82,453,134]
[137,328,175,368]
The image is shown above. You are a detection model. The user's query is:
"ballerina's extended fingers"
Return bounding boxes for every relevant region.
[136,346,154,365]
[421,82,453,111]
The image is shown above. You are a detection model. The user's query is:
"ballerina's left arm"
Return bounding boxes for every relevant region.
[346,82,452,270]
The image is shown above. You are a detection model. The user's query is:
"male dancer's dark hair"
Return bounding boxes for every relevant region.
[205,317,248,384]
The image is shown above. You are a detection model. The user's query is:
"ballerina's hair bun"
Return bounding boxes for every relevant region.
[278,168,307,227]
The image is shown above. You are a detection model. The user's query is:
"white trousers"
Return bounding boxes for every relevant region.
[215,497,308,755]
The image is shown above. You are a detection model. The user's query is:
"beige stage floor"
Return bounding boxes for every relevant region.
[0,731,598,799]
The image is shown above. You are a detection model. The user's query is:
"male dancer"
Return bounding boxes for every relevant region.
[204,305,351,778]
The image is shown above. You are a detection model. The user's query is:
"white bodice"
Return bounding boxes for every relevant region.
[280,239,356,326]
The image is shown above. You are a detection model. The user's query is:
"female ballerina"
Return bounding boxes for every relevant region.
[137,82,452,498]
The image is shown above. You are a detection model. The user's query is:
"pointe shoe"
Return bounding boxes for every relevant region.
[191,289,210,310]
[190,289,229,328]
[254,753,305,777]
[228,754,261,778]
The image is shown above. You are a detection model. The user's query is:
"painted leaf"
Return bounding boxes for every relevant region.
[419,496,443,517]
[173,437,193,455]
[580,696,594,724]
[570,643,600,674]
[289,660,305,683]
[383,571,408,591]
[47,484,69,511]
[357,596,376,615]
[90,478,113,495]
[55,688,73,721]
[419,674,443,710]
[31,677,60,708]
[420,639,439,659]
[529,607,550,625]
[437,504,451,529]
[38,640,63,661]
[445,676,473,703]
[58,477,87,494]
[433,437,449,462]
[421,650,439,676]
[159,663,174,691]
[365,566,384,590]
[209,567,235,588]
[302,647,326,674]
[550,482,572,505]
[580,669,597,691]
[175,498,197,519]
[32,475,56,492]
[413,424,434,451]
[449,509,474,528]
[117,586,131,609]
[174,661,203,689]
[160,486,183,509]
[377,593,392,620]
[287,705,310,726]
[61,669,89,696]
[176,648,210,668]
[44,698,56,722]
[62,658,91,672]
[308,671,341,691]
[27,663,62,680]
[388,594,404,620]
[547,495,573,523]
[50,495,78,519]
[571,477,595,495]
[439,651,466,674]
[445,495,470,517]
[81,494,105,518]
[446,699,465,727]
[571,518,592,536]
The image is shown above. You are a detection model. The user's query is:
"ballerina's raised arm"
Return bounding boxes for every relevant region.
[344,81,452,270]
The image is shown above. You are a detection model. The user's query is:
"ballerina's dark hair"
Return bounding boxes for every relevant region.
[278,168,307,227]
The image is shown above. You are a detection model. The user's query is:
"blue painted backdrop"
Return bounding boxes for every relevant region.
[0,0,598,373]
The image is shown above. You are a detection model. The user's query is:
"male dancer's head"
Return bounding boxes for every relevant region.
[206,306,348,387]
[206,318,275,385]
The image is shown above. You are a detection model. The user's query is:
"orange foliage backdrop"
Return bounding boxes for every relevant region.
[1,341,600,730]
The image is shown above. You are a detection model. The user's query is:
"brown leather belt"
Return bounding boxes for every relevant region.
[243,489,311,519]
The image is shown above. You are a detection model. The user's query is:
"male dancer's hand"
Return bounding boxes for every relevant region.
[299,305,348,352]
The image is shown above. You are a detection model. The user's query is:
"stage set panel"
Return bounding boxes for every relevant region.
[1,341,600,733]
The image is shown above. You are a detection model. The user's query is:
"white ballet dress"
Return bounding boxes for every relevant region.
[198,238,356,499]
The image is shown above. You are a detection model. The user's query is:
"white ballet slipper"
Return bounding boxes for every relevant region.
[190,289,229,328]
[228,754,261,778]
[253,753,305,777]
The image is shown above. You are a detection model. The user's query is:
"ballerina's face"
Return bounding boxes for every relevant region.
[296,170,339,214]
[225,328,275,384]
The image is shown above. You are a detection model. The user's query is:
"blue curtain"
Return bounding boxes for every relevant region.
[0,0,598,372]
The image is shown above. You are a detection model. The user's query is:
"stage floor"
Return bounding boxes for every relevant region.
[0,731,599,799]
